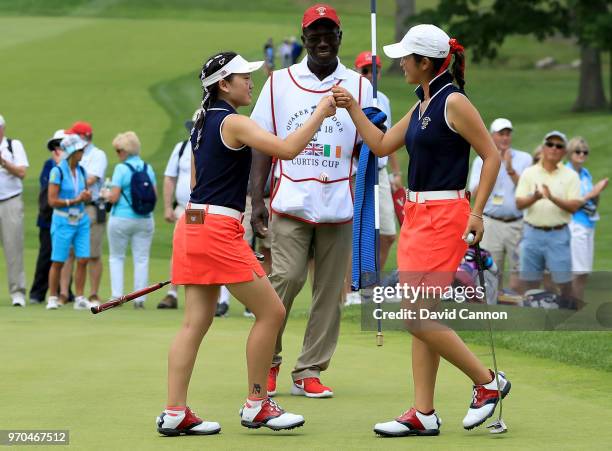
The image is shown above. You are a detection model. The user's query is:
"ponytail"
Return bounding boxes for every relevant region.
[451,50,465,91]
[413,37,466,92]
[192,51,237,151]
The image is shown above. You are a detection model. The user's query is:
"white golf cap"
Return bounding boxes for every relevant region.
[383,24,450,59]
[490,118,513,133]
[47,129,66,150]
[201,54,264,88]
[544,130,568,145]
[0,114,5,128]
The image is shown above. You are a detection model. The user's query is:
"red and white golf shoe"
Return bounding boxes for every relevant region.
[240,398,305,431]
[267,366,280,397]
[291,377,333,398]
[374,407,441,437]
[463,370,511,430]
[156,406,221,436]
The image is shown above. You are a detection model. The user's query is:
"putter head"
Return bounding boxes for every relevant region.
[487,419,508,434]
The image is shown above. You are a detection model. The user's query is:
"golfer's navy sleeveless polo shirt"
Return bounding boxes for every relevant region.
[405,71,470,191]
[190,100,252,212]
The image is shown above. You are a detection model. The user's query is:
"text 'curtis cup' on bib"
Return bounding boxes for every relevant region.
[269,68,366,224]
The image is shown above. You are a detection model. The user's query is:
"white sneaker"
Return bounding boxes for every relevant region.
[344,291,361,306]
[73,296,91,310]
[156,406,220,436]
[11,295,26,307]
[46,296,60,310]
[89,300,101,307]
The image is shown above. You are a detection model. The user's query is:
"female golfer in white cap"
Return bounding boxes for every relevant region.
[155,51,336,436]
[333,25,509,436]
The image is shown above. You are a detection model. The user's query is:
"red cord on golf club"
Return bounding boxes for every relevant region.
[90,280,171,314]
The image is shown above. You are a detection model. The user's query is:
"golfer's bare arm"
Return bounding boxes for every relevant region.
[332,86,414,157]
[446,93,501,216]
[191,153,196,191]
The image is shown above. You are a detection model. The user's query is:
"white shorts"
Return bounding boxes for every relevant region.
[378,167,397,236]
[569,221,594,274]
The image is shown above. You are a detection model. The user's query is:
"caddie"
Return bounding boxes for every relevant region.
[249,3,373,398]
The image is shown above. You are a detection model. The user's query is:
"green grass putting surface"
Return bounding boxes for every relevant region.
[3,305,612,450]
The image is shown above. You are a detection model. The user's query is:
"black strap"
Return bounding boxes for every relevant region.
[7,138,13,155]
[178,140,189,163]
[57,165,86,183]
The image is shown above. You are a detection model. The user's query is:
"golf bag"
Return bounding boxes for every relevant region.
[452,246,499,304]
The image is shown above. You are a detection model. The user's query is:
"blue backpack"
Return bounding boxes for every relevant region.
[122,162,156,215]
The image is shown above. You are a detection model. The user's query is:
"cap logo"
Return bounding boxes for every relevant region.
[219,57,226,65]
[220,69,228,76]
[316,6,326,15]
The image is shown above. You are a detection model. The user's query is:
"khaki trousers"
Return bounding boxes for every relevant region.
[0,195,26,297]
[482,215,523,274]
[270,214,352,380]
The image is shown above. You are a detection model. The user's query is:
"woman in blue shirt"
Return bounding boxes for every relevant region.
[104,131,156,309]
[566,136,608,300]
[46,134,91,310]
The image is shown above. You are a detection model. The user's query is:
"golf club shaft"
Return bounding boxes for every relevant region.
[91,280,171,314]
[473,243,503,419]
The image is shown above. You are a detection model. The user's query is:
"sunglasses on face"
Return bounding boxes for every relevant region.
[544,141,565,150]
[360,67,380,75]
[573,149,589,156]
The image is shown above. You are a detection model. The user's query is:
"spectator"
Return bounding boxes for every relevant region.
[29,130,65,303]
[64,121,108,306]
[469,118,532,292]
[345,50,400,306]
[0,114,28,307]
[515,131,582,305]
[565,136,608,300]
[263,38,275,76]
[279,38,293,68]
[46,134,91,310]
[157,119,193,309]
[290,36,303,64]
[104,131,156,309]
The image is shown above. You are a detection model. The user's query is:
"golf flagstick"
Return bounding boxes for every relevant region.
[473,242,508,434]
[370,0,382,347]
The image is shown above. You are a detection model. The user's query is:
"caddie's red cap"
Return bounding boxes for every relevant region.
[302,3,341,29]
[355,51,381,69]
[66,121,93,136]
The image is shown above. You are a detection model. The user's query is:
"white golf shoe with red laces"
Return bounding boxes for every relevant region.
[374,407,441,437]
[240,398,305,431]
[463,370,511,430]
[156,406,220,436]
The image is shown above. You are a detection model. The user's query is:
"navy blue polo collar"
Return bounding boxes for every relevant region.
[414,70,453,102]
[209,99,236,113]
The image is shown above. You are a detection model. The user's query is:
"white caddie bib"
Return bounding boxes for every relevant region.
[269,67,364,223]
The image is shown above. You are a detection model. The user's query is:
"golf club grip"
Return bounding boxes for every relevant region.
[90,280,171,314]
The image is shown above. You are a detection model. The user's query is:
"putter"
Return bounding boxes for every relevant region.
[473,240,508,434]
[91,280,171,314]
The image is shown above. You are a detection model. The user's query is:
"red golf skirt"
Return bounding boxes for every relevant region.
[397,198,470,288]
[172,213,265,285]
